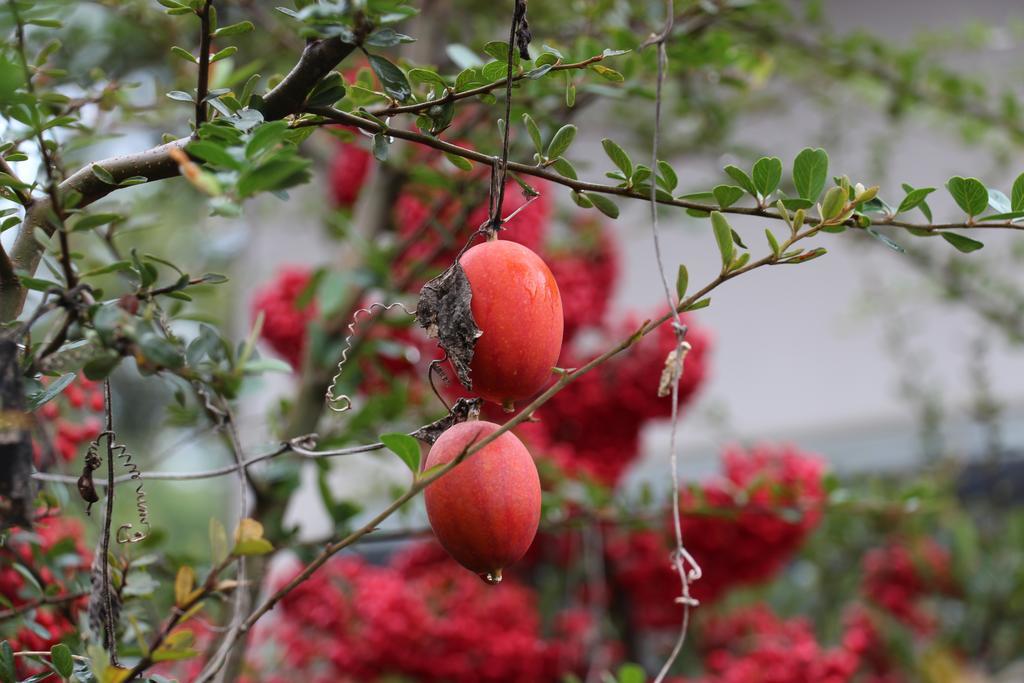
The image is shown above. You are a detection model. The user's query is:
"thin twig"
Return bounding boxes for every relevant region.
[0,592,87,621]
[643,4,703,680]
[486,0,527,232]
[99,380,118,664]
[301,107,1024,236]
[195,1,214,127]
[30,439,383,487]
[369,54,606,119]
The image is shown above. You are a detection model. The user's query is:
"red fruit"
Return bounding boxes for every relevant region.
[423,420,541,582]
[460,240,563,408]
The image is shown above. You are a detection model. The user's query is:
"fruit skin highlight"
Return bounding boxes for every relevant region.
[459,239,564,408]
[423,420,542,582]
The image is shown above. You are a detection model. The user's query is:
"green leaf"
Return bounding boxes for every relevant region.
[372,133,389,161]
[601,139,632,177]
[712,185,744,209]
[481,60,508,82]
[724,165,757,196]
[765,228,781,257]
[940,232,984,253]
[381,433,421,474]
[522,113,543,155]
[365,28,415,47]
[245,120,290,159]
[50,644,73,678]
[710,211,734,269]
[91,164,116,185]
[212,20,254,37]
[675,264,687,301]
[444,153,472,172]
[1012,172,1024,211]
[170,46,196,63]
[166,90,195,103]
[26,373,75,411]
[546,124,577,160]
[656,161,677,192]
[368,54,411,102]
[820,186,846,220]
[570,190,592,209]
[617,663,646,683]
[865,227,904,253]
[482,41,511,63]
[138,333,184,369]
[210,46,237,63]
[83,353,122,381]
[0,641,12,683]
[586,193,619,219]
[779,197,814,211]
[752,157,782,198]
[550,157,577,180]
[896,186,936,214]
[792,148,828,201]
[683,297,711,311]
[73,213,122,232]
[408,68,448,92]
[237,157,311,196]
[187,140,242,170]
[976,210,1024,221]
[589,64,624,82]
[945,176,988,217]
[232,518,274,556]
[242,357,293,374]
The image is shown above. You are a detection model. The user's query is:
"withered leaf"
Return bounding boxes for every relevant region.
[514,0,532,60]
[415,263,481,390]
[411,397,483,444]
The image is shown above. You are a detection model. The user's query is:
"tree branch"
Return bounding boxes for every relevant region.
[0,591,87,621]
[303,107,1024,235]
[195,1,214,127]
[367,54,607,119]
[4,35,360,323]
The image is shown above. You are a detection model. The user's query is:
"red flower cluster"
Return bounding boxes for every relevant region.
[35,377,104,464]
[688,605,859,683]
[251,267,317,368]
[0,516,89,663]
[529,312,710,486]
[252,541,594,683]
[861,537,956,633]
[328,137,373,208]
[606,445,827,627]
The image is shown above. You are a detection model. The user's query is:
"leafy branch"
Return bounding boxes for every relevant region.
[302,106,1024,242]
[4,32,362,323]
